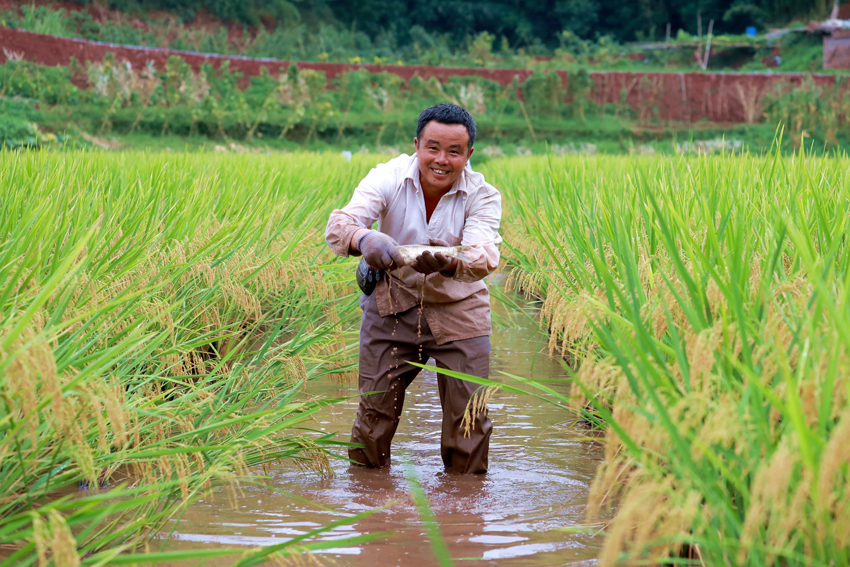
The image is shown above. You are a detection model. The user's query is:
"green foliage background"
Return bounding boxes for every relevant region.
[75,0,833,44]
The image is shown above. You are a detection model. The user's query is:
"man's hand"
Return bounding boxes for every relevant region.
[411,238,457,275]
[358,231,404,271]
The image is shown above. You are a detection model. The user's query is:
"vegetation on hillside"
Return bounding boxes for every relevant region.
[1,55,849,154]
[0,1,840,73]
[66,0,833,45]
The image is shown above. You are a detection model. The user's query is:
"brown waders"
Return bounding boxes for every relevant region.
[349,293,492,474]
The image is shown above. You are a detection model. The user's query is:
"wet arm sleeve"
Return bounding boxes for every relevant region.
[325,164,393,257]
[453,186,502,283]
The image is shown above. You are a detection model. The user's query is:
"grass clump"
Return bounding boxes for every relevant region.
[0,150,372,564]
[483,144,850,565]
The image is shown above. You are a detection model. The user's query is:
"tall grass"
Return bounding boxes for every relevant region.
[0,150,372,564]
[483,147,850,565]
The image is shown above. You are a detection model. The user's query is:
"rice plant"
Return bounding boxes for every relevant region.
[483,146,850,566]
[0,150,372,564]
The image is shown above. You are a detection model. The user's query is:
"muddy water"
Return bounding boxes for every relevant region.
[163,291,608,566]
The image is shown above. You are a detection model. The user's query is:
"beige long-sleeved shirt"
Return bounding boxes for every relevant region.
[325,154,502,344]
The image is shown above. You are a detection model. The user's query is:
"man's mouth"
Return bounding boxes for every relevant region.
[431,168,450,177]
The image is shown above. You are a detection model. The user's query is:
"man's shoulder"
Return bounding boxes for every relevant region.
[379,153,415,172]
[360,154,414,192]
[463,168,501,199]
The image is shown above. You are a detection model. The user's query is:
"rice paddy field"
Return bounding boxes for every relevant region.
[0,152,369,565]
[2,147,849,565]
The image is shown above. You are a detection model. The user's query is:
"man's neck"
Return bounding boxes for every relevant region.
[419,170,459,200]
[421,182,451,201]
[420,178,451,223]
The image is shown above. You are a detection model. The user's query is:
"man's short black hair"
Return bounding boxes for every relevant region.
[416,103,476,150]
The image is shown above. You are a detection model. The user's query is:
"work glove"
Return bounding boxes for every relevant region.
[411,238,454,275]
[358,230,404,271]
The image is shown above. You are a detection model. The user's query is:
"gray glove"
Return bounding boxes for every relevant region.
[358,231,404,271]
[411,238,453,275]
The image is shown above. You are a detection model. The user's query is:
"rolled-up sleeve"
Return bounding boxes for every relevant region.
[325,164,391,257]
[453,185,502,283]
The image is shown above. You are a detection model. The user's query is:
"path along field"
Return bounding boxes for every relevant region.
[487,151,850,566]
[1,149,849,565]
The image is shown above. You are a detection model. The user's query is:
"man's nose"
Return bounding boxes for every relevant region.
[435,151,449,164]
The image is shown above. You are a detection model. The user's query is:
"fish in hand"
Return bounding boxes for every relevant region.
[395,245,471,267]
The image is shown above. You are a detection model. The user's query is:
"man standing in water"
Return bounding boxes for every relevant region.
[325,103,502,474]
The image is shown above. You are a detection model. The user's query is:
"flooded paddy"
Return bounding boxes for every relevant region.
[162,292,608,566]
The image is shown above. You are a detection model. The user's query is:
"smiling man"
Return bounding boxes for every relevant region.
[325,103,502,474]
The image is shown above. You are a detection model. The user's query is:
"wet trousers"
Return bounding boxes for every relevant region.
[349,293,492,474]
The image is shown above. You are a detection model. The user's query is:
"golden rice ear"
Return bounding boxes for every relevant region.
[461,385,500,438]
[48,510,80,567]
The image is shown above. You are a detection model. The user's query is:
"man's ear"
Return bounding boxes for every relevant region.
[414,137,420,152]
[468,147,475,159]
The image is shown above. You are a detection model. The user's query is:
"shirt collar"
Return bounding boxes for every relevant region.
[406,154,469,195]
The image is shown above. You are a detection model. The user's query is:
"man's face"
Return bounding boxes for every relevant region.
[414,121,474,194]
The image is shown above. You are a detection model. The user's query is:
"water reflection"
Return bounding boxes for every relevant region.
[163,290,608,566]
